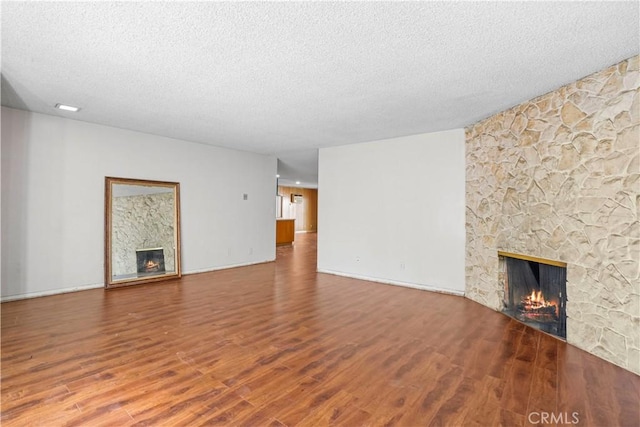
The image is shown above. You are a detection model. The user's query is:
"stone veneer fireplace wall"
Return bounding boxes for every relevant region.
[465,56,639,374]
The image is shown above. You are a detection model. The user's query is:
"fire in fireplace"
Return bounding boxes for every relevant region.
[136,248,166,275]
[499,252,567,339]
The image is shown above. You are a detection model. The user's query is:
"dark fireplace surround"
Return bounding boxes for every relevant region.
[499,252,567,340]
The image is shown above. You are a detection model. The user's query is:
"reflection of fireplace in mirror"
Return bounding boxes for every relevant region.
[136,248,166,276]
[499,252,567,340]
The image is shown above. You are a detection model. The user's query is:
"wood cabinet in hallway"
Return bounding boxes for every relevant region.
[277,186,317,232]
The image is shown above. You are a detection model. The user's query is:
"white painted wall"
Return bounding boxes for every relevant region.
[1,107,276,300]
[317,129,466,294]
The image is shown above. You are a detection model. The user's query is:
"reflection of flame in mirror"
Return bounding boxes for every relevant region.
[144,259,160,272]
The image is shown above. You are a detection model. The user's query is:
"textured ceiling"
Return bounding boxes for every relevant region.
[2,2,639,187]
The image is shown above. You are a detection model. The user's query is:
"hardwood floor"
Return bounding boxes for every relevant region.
[2,233,639,426]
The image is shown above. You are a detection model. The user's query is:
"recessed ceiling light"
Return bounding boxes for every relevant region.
[55,103,80,112]
[296,181,301,185]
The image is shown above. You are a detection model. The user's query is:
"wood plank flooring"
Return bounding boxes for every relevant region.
[2,233,639,426]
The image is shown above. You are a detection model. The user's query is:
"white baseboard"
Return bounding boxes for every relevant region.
[316,269,465,297]
[1,283,104,302]
[184,259,275,275]
[1,259,276,303]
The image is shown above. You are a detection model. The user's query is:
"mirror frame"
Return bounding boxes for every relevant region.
[104,176,182,289]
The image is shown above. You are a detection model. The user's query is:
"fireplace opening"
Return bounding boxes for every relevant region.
[499,252,567,340]
[136,248,166,276]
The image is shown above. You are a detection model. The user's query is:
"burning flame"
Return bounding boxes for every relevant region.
[522,290,557,316]
[531,290,546,304]
[524,290,552,308]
